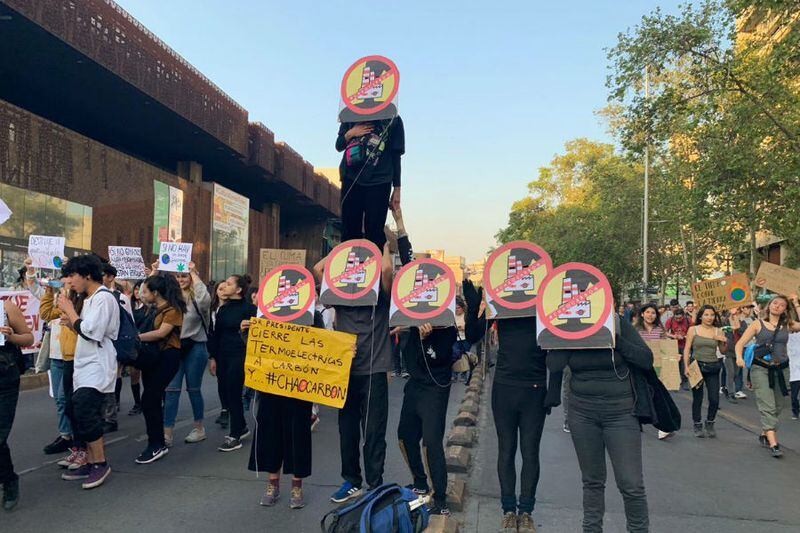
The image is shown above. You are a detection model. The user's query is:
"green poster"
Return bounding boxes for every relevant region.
[153,180,169,254]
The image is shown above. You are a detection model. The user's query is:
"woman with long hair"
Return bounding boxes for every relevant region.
[209,281,230,429]
[208,275,256,452]
[736,294,800,458]
[123,280,146,417]
[164,262,211,446]
[135,274,185,464]
[683,305,727,439]
[634,303,665,341]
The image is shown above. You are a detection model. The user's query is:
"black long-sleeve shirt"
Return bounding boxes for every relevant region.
[494,316,549,387]
[207,298,257,360]
[403,326,457,387]
[336,117,404,187]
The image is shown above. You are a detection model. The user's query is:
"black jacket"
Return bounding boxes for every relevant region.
[207,298,257,359]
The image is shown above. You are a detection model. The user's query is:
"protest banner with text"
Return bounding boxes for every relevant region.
[28,235,65,270]
[754,262,800,297]
[691,273,752,312]
[259,249,307,280]
[108,246,146,280]
[158,242,193,273]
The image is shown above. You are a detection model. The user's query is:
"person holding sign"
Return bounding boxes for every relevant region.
[0,298,34,510]
[735,295,800,458]
[682,305,727,439]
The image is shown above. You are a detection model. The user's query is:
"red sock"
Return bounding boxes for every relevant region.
[292,478,302,489]
[269,478,279,489]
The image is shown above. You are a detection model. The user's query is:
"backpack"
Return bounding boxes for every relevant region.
[320,483,429,533]
[100,289,142,368]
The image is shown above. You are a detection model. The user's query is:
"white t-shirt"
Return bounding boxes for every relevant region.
[74,286,120,393]
[788,332,800,383]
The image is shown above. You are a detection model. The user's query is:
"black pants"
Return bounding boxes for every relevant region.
[691,363,721,424]
[141,348,180,448]
[570,401,649,533]
[341,181,392,250]
[72,387,105,444]
[215,356,228,411]
[219,353,247,438]
[249,393,312,477]
[338,373,388,488]
[791,381,799,416]
[491,382,547,514]
[0,366,20,485]
[397,380,450,506]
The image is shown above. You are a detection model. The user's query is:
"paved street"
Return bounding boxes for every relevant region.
[4,368,800,532]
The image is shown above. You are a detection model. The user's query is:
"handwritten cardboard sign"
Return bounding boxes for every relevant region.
[158,242,192,273]
[754,262,800,296]
[244,318,356,409]
[28,235,65,269]
[108,246,147,280]
[259,249,307,280]
[0,290,42,354]
[646,339,681,391]
[691,273,752,311]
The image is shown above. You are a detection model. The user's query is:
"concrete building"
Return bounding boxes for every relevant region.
[0,0,340,285]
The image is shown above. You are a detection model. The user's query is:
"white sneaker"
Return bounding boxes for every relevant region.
[185,427,207,443]
[734,391,747,399]
[658,431,673,440]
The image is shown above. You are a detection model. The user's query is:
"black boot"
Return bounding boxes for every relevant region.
[693,422,706,438]
[705,420,716,438]
[3,477,19,511]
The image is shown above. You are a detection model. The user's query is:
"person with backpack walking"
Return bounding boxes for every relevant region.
[683,305,727,439]
[164,262,210,447]
[736,294,800,458]
[57,254,120,489]
[135,274,185,464]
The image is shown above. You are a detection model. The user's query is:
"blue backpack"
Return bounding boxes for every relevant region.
[320,483,429,533]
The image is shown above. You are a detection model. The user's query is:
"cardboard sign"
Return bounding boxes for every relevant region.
[320,239,382,307]
[244,318,356,409]
[691,273,752,312]
[108,246,146,280]
[28,235,65,269]
[483,241,552,319]
[646,339,681,391]
[158,242,193,273]
[754,262,800,296]
[256,265,315,326]
[390,259,457,327]
[0,290,42,354]
[687,360,704,389]
[339,55,400,123]
[658,358,681,391]
[536,263,615,350]
[259,249,307,280]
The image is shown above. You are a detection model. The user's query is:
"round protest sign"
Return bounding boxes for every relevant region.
[322,239,382,302]
[483,241,552,314]
[536,263,613,341]
[340,55,400,117]
[256,265,316,325]
[390,258,456,325]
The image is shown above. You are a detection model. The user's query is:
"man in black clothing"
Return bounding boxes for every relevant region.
[336,117,405,250]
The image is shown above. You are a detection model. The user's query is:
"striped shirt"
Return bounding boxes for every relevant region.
[637,326,665,341]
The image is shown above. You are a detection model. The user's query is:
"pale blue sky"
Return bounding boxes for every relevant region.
[117,0,683,262]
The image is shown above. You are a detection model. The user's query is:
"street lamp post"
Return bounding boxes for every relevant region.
[643,66,650,293]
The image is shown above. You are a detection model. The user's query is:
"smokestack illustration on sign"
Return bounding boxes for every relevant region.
[273,275,300,308]
[339,252,367,285]
[409,267,438,303]
[505,255,534,293]
[557,277,591,319]
[357,66,384,99]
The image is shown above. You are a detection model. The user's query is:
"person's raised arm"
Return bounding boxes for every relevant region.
[391,207,414,266]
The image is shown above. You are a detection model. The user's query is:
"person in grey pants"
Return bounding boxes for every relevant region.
[547,318,654,533]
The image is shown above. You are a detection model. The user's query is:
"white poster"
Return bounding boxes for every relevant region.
[28,235,66,269]
[0,290,43,354]
[159,242,193,273]
[108,246,147,280]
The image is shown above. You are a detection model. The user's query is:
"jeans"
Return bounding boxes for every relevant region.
[397,380,450,506]
[341,181,392,250]
[492,382,547,514]
[569,402,649,533]
[50,359,72,437]
[691,364,721,424]
[339,373,388,488]
[141,349,181,448]
[0,366,21,484]
[722,355,743,394]
[219,354,247,438]
[163,341,207,428]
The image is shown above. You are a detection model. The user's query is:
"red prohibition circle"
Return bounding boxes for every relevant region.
[392,258,456,321]
[323,239,382,300]
[340,55,400,116]
[257,264,315,323]
[536,262,613,341]
[483,241,552,311]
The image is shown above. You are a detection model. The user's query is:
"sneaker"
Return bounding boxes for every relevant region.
[501,511,518,532]
[759,435,770,448]
[2,478,19,511]
[401,372,409,379]
[726,394,738,404]
[406,484,429,496]
[518,512,537,533]
[128,404,142,416]
[310,415,320,432]
[67,450,89,471]
[657,430,673,440]
[792,412,799,421]
[185,427,207,443]
[215,410,229,425]
[238,429,251,441]
[82,463,111,489]
[164,434,174,448]
[330,481,362,503]
[43,435,72,455]
[693,423,706,438]
[734,391,747,399]
[260,483,280,507]
[771,445,784,458]
[289,486,305,509]
[57,448,80,468]
[428,503,451,516]
[562,423,571,434]
[218,436,242,452]
[135,446,169,464]
[62,464,91,481]
[705,420,716,439]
